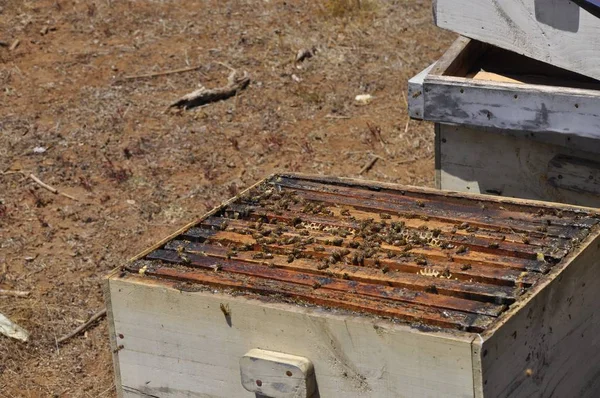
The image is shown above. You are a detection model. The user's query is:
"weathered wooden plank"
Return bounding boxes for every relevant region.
[408,62,436,120]
[274,175,594,227]
[109,276,478,397]
[146,248,513,312]
[419,35,600,139]
[433,0,600,81]
[102,269,125,398]
[438,124,600,208]
[169,237,540,288]
[474,231,600,397]
[273,177,582,238]
[547,154,600,195]
[280,173,599,215]
[141,266,496,331]
[204,210,562,260]
[423,74,600,139]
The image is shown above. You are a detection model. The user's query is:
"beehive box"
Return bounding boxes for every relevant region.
[408,36,600,207]
[105,174,600,397]
[432,0,600,81]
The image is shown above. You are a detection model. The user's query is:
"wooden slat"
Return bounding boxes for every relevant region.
[189,224,549,274]
[275,175,594,229]
[272,176,586,237]
[547,154,600,195]
[130,265,495,332]
[280,173,599,217]
[145,249,510,314]
[214,209,566,260]
[408,62,437,120]
[219,203,572,252]
[166,238,540,288]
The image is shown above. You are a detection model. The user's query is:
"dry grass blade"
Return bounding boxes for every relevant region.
[359,154,383,175]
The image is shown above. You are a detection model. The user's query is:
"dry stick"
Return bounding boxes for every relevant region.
[168,70,250,111]
[122,65,206,81]
[9,39,19,51]
[29,174,79,201]
[359,155,382,175]
[325,114,351,119]
[57,308,107,344]
[0,289,30,297]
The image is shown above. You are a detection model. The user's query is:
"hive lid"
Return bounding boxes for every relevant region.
[124,174,599,333]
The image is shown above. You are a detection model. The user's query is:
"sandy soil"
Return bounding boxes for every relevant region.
[0,0,454,396]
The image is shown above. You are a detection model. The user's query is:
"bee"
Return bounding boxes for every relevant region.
[220,303,231,316]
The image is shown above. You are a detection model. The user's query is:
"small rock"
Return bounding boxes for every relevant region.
[355,94,373,105]
[291,74,302,83]
[295,48,314,63]
[126,199,136,205]
[33,146,47,154]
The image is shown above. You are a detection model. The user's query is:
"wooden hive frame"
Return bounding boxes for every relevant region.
[104,173,600,397]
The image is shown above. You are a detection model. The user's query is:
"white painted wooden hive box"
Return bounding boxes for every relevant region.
[104,174,600,397]
[433,0,600,81]
[408,36,600,207]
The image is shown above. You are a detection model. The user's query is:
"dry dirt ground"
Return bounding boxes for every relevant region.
[0,1,454,396]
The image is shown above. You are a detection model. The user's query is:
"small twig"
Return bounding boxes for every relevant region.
[216,61,237,72]
[29,174,79,201]
[404,118,410,134]
[397,158,419,165]
[9,39,20,51]
[57,308,107,344]
[0,289,30,298]
[359,155,383,175]
[325,114,351,119]
[121,65,206,81]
